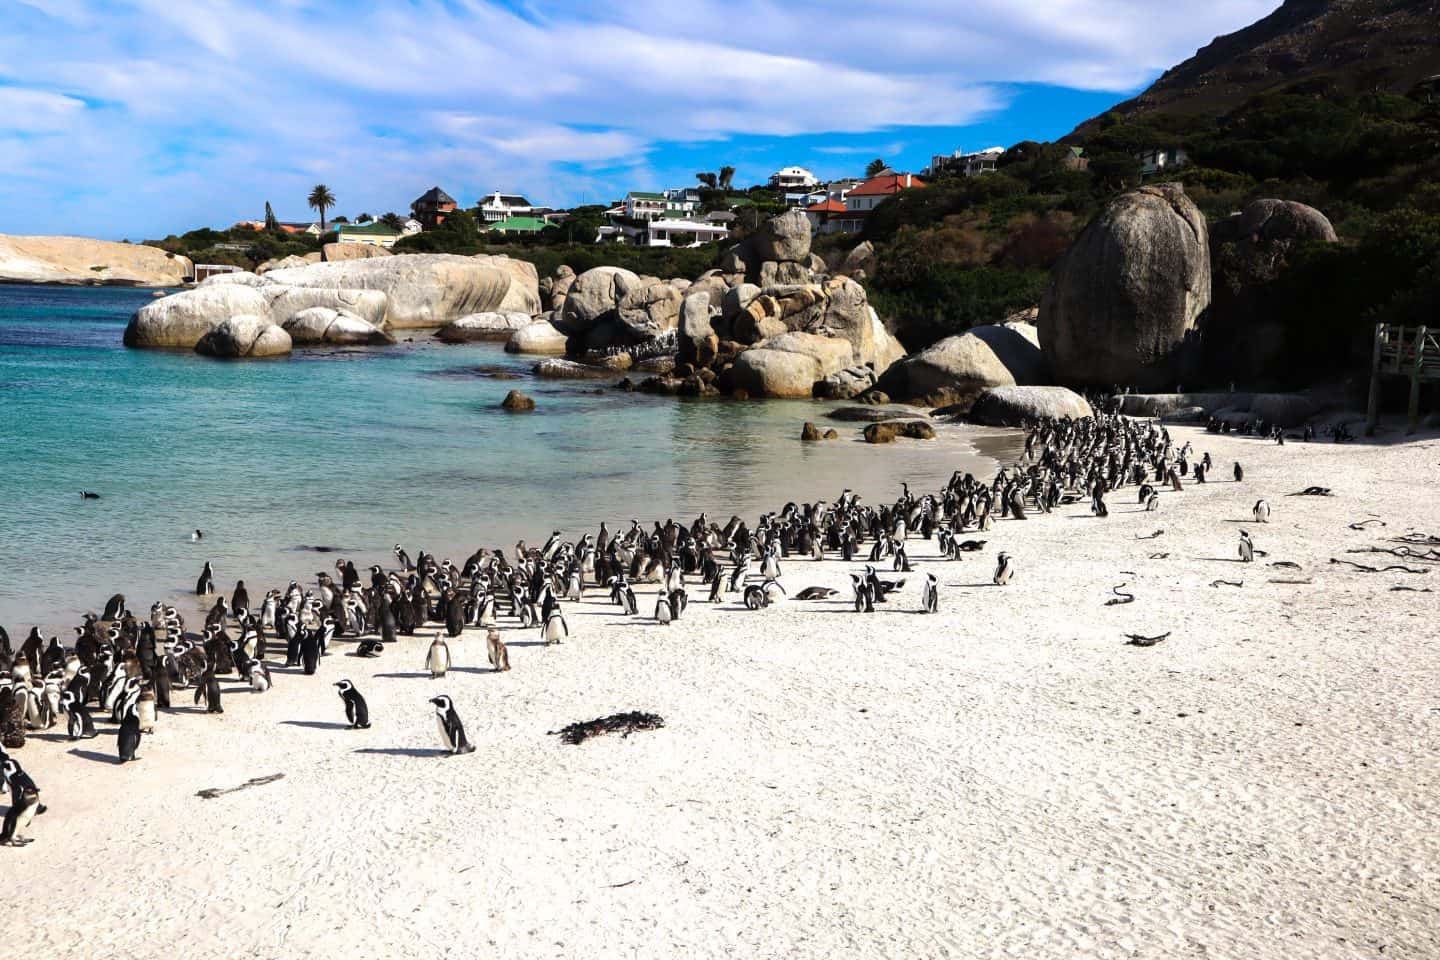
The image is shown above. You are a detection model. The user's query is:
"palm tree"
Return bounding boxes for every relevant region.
[718,165,735,191]
[307,184,336,232]
[695,172,718,189]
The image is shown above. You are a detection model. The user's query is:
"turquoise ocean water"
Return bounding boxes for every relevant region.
[0,284,1011,633]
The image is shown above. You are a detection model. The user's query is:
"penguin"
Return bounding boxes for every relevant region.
[61,691,96,740]
[116,691,142,763]
[794,586,838,601]
[356,640,385,658]
[426,632,451,679]
[444,592,464,638]
[993,552,1014,586]
[394,544,413,571]
[743,584,768,610]
[136,685,157,733]
[195,561,214,596]
[1146,492,1160,512]
[921,573,939,614]
[429,695,475,755]
[195,668,223,713]
[299,626,320,676]
[654,593,673,625]
[0,757,44,846]
[101,593,127,621]
[80,490,100,499]
[1234,462,1244,483]
[231,581,250,617]
[1238,530,1255,564]
[486,629,510,672]
[247,659,272,693]
[334,680,370,729]
[761,579,784,605]
[1253,499,1271,523]
[542,609,568,645]
[191,529,203,541]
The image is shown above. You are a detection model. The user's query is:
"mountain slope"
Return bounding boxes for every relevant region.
[1070,0,1440,137]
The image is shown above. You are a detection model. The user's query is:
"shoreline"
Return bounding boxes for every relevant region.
[6,420,1439,957]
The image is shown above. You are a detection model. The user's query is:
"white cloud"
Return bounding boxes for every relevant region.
[0,0,1280,236]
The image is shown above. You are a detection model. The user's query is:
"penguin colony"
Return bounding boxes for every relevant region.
[0,411,1270,846]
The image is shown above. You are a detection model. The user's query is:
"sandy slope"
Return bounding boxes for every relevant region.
[7,424,1439,960]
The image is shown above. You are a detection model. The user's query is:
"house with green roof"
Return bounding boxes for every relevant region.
[484,216,547,235]
[336,221,403,248]
[624,191,668,221]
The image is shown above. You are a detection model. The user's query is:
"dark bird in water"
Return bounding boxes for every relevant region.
[79,491,100,500]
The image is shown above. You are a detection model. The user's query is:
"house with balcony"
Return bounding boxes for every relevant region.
[411,187,457,228]
[924,147,1004,179]
[770,166,818,191]
[832,172,926,232]
[1137,147,1189,177]
[624,191,669,222]
[477,191,535,223]
[803,198,850,235]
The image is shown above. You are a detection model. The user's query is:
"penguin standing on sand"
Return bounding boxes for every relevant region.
[921,573,939,614]
[299,626,321,676]
[195,562,214,596]
[231,581,250,617]
[542,609,569,645]
[334,680,370,729]
[426,633,450,679]
[116,690,142,763]
[429,695,475,755]
[0,756,44,846]
[993,552,1014,586]
[1253,499,1271,523]
[61,691,95,740]
[1239,530,1255,563]
[195,668,223,713]
[654,592,673,626]
[1234,462,1244,483]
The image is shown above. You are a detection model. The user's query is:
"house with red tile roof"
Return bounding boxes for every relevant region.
[830,173,926,233]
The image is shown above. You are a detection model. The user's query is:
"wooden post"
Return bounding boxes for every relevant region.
[1408,325,1427,435]
[1366,322,1386,436]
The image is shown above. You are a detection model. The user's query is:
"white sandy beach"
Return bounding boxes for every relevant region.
[7,423,1439,960]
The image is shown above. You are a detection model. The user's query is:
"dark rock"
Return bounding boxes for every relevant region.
[801,421,822,442]
[500,390,535,411]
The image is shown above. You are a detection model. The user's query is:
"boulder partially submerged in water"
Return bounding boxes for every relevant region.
[436,312,534,342]
[967,386,1094,426]
[124,285,272,348]
[283,308,395,346]
[195,315,292,358]
[263,254,512,329]
[505,318,569,355]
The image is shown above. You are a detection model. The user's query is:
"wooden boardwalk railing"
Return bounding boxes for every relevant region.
[1366,324,1437,435]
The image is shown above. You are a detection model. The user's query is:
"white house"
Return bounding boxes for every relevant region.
[1137,147,1190,177]
[770,166,819,190]
[335,222,403,248]
[477,191,534,223]
[623,191,669,221]
[401,218,423,236]
[644,217,731,248]
[924,147,1004,178]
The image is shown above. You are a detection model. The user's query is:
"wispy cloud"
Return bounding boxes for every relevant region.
[0,0,1277,237]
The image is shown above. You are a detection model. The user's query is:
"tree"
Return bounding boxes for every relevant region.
[380,212,403,230]
[263,201,279,232]
[866,158,888,178]
[718,165,736,191]
[307,184,336,231]
[355,212,373,223]
[695,172,718,189]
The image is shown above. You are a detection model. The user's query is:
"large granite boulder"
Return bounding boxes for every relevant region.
[264,285,389,328]
[0,233,192,286]
[474,254,542,315]
[878,322,1046,403]
[968,386,1093,426]
[752,208,812,263]
[815,277,876,365]
[505,318,569,355]
[554,266,642,336]
[124,285,271,348]
[759,260,814,287]
[283,307,394,345]
[730,332,854,398]
[841,240,876,278]
[617,281,684,339]
[1038,183,1210,391]
[533,358,613,379]
[255,254,317,275]
[677,291,717,365]
[544,265,577,312]
[435,312,534,342]
[814,365,878,400]
[865,308,907,371]
[194,315,292,358]
[263,254,511,329]
[198,271,268,287]
[322,242,392,262]
[1206,199,1338,384]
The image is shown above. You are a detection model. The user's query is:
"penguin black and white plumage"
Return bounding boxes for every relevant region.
[542,610,568,645]
[195,561,215,596]
[1234,462,1244,483]
[921,573,939,614]
[231,581,250,617]
[136,686,157,734]
[334,680,370,729]
[426,633,451,679]
[116,690,142,763]
[1253,499,1270,523]
[356,639,384,658]
[101,593,126,622]
[429,695,475,755]
[195,669,223,713]
[743,584,768,610]
[299,626,320,676]
[486,629,510,672]
[247,659,272,693]
[654,593,673,625]
[61,691,95,740]
[761,579,784,605]
[0,756,43,846]
[1238,530,1255,563]
[993,552,1014,586]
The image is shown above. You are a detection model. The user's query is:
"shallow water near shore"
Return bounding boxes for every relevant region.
[0,284,1019,632]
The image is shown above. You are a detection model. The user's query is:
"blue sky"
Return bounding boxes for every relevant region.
[0,0,1279,239]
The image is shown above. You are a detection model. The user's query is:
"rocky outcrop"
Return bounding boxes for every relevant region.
[863,420,936,444]
[0,234,193,287]
[256,253,320,274]
[435,312,534,342]
[265,286,389,328]
[474,254,542,315]
[617,281,683,339]
[505,318,569,355]
[968,386,1094,426]
[322,242,392,263]
[553,266,642,336]
[533,358,613,379]
[264,254,511,329]
[500,390,535,411]
[814,365,878,400]
[194,315,292,358]
[283,308,395,346]
[730,332,854,398]
[1038,183,1209,391]
[751,207,812,263]
[841,240,876,278]
[878,321,1046,404]
[124,285,272,348]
